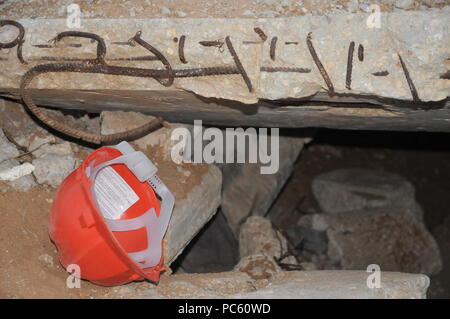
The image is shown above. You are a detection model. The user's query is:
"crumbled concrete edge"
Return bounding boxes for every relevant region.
[164,164,222,265]
[104,270,430,299]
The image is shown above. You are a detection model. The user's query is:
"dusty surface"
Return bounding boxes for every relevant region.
[0,187,112,298]
[1,0,447,19]
[141,143,209,202]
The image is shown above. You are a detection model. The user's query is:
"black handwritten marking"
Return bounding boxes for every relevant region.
[254,27,268,41]
[285,41,298,45]
[398,53,419,102]
[112,41,135,47]
[0,20,27,64]
[173,37,178,43]
[270,36,278,61]
[346,41,355,90]
[439,71,450,79]
[173,66,239,78]
[358,44,364,62]
[261,66,311,73]
[225,36,253,92]
[33,57,99,62]
[242,40,263,45]
[306,32,334,96]
[372,70,389,76]
[33,44,53,48]
[199,40,223,47]
[34,43,82,48]
[199,40,224,52]
[178,35,187,64]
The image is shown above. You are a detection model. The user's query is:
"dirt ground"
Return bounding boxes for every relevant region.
[0,187,112,298]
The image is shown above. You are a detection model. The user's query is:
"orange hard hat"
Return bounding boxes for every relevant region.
[49,141,174,286]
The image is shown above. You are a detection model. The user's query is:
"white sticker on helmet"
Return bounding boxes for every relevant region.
[93,166,139,220]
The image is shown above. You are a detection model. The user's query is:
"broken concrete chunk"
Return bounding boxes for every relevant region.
[164,165,222,265]
[299,208,442,276]
[0,159,36,192]
[0,162,34,182]
[221,135,308,236]
[156,272,256,299]
[27,136,74,159]
[234,253,282,281]
[37,254,54,267]
[28,136,56,154]
[312,168,423,221]
[1,10,449,103]
[101,111,188,161]
[32,155,76,187]
[106,269,430,299]
[228,270,430,299]
[239,216,295,264]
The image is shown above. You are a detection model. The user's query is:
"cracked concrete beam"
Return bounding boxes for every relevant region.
[1,9,449,131]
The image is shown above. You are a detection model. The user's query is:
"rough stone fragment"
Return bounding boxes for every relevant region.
[101,111,185,161]
[284,225,328,254]
[28,136,57,156]
[312,168,423,220]
[0,162,34,181]
[239,216,295,264]
[32,155,76,187]
[0,100,46,150]
[37,254,54,267]
[156,272,256,299]
[100,111,222,265]
[298,208,442,276]
[7,173,37,192]
[28,136,73,159]
[0,110,37,193]
[0,100,100,150]
[163,161,222,266]
[228,270,430,299]
[221,135,308,235]
[429,215,450,298]
[234,254,282,281]
[106,270,430,299]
